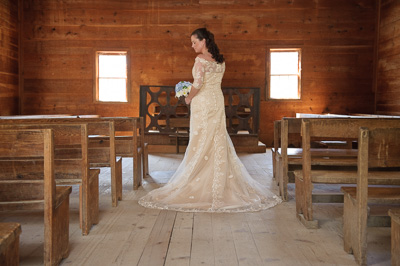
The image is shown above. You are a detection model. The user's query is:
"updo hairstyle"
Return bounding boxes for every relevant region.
[191,28,225,64]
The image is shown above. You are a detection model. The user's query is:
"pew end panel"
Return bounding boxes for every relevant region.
[272,120,281,182]
[0,129,72,265]
[340,127,400,265]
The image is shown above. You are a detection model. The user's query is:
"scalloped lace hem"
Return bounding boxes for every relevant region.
[138,195,282,213]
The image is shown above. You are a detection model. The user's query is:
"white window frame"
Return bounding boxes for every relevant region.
[94,50,130,103]
[267,48,302,100]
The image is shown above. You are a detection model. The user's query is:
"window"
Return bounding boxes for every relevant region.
[95,51,129,102]
[268,48,301,99]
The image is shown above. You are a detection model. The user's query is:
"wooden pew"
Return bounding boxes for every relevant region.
[0,223,21,266]
[0,118,122,207]
[294,118,400,228]
[76,116,148,181]
[389,209,400,266]
[341,128,400,265]
[0,116,148,194]
[0,129,72,265]
[58,116,148,192]
[275,118,302,200]
[85,120,122,206]
[100,117,148,189]
[272,120,281,182]
[274,117,357,201]
[0,123,100,235]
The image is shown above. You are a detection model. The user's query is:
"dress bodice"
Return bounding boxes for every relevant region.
[192,57,225,92]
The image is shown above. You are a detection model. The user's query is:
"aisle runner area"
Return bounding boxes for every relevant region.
[0,152,390,266]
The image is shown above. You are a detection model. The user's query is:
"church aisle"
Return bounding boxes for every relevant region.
[0,151,390,265]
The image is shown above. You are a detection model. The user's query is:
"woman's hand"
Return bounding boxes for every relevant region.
[184,87,199,105]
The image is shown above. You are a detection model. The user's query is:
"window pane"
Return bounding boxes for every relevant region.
[99,55,127,78]
[99,78,127,102]
[271,52,298,75]
[270,75,298,99]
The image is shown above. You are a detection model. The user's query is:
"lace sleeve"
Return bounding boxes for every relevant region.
[192,58,205,89]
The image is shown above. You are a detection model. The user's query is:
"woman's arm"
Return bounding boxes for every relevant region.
[186,58,205,105]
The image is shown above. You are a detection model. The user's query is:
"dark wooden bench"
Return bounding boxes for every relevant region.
[341,127,400,265]
[294,118,400,228]
[0,123,100,235]
[167,117,243,154]
[389,209,400,266]
[169,117,190,154]
[0,223,21,266]
[0,129,72,265]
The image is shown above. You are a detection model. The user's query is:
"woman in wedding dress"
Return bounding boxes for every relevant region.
[139,28,281,212]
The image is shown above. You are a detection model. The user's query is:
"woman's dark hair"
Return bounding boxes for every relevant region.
[191,28,225,64]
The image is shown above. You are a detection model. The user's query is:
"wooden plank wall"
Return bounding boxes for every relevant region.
[376,0,400,115]
[0,0,19,115]
[19,0,377,146]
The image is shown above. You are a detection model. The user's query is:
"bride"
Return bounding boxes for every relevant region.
[139,28,281,213]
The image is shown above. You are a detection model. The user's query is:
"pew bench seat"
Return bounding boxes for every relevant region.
[169,130,189,154]
[341,187,400,265]
[276,147,358,160]
[90,156,123,201]
[275,147,358,199]
[0,222,22,266]
[294,170,400,229]
[94,135,148,190]
[0,185,72,212]
[297,170,400,185]
[0,184,72,265]
[0,155,100,235]
[341,187,400,203]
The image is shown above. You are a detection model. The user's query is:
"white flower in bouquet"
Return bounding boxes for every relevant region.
[175,81,192,98]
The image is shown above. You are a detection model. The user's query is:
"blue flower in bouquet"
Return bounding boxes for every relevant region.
[175,81,192,98]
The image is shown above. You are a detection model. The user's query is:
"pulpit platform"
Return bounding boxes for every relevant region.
[145,132,267,153]
[140,85,264,153]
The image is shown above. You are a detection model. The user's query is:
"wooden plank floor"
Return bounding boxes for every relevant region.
[0,151,391,265]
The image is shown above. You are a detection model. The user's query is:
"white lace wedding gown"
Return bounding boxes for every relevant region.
[139,57,282,212]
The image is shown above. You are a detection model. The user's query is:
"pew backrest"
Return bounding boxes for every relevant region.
[0,123,89,181]
[0,129,55,210]
[365,127,400,168]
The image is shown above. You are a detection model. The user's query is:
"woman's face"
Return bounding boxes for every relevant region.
[191,35,205,53]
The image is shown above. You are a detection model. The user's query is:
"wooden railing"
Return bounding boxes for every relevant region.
[139,85,260,135]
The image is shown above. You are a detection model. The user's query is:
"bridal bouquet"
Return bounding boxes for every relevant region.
[175,81,192,98]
